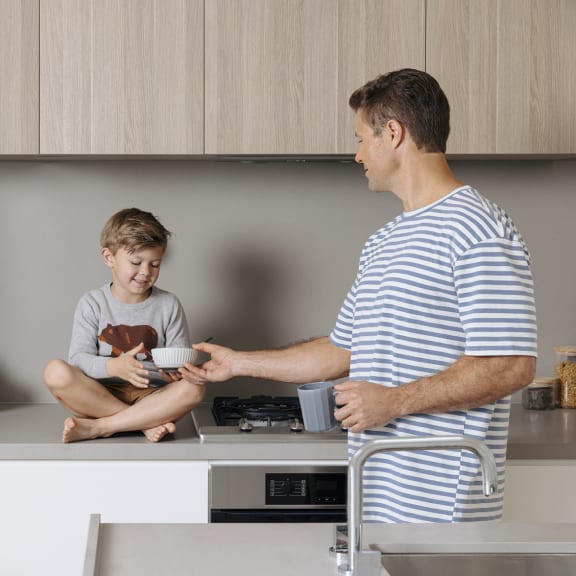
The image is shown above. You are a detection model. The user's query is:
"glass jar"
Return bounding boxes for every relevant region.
[522,378,557,410]
[555,347,576,408]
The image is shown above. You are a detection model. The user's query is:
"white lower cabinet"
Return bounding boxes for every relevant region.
[3,458,575,575]
[503,460,576,523]
[0,460,209,576]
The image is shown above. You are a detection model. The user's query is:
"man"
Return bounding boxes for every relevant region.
[183,69,537,523]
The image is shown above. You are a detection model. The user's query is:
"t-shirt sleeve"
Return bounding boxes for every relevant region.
[330,277,359,351]
[454,238,537,356]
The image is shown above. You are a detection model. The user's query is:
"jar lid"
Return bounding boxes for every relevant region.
[555,346,576,354]
[526,377,558,388]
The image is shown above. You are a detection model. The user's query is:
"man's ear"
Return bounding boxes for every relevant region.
[101,247,114,268]
[386,118,405,149]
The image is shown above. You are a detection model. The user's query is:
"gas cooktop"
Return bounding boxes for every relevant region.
[191,395,347,443]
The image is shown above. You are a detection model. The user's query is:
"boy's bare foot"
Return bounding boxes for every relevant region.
[143,422,176,442]
[62,416,99,443]
[62,416,176,443]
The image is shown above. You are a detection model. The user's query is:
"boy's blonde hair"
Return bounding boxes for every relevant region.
[100,208,171,254]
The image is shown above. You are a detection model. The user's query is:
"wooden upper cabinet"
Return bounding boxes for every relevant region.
[427,0,576,155]
[40,0,204,154]
[0,0,39,154]
[205,0,425,155]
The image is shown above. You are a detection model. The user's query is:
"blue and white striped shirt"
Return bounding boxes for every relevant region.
[330,186,537,523]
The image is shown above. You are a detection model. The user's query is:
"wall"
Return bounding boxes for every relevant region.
[0,159,574,402]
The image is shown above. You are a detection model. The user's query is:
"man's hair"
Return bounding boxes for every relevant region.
[100,208,171,254]
[349,68,450,153]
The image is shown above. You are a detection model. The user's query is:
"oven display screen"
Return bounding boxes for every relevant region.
[265,473,346,506]
[316,479,337,494]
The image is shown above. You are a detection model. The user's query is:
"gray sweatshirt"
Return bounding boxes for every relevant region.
[68,283,190,385]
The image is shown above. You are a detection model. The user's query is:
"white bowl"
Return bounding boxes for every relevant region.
[151,347,198,369]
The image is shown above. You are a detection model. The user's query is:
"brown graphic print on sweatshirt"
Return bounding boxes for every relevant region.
[98,324,158,361]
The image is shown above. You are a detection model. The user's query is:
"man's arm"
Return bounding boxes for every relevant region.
[334,354,535,432]
[181,336,350,385]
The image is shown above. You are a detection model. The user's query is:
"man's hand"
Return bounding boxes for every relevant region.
[106,342,150,388]
[158,369,184,383]
[334,380,393,433]
[178,341,238,384]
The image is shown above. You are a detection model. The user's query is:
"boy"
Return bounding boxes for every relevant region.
[44,208,207,443]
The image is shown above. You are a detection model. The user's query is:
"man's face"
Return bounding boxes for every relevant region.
[102,246,164,304]
[353,111,394,193]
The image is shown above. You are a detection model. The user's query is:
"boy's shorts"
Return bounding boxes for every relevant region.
[103,381,160,405]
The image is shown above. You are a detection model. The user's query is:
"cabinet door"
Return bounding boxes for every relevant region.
[504,461,576,523]
[205,0,425,155]
[0,461,209,576]
[427,0,576,155]
[0,0,38,154]
[40,0,204,154]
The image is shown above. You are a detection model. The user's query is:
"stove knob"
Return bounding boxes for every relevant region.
[289,418,304,432]
[239,417,253,432]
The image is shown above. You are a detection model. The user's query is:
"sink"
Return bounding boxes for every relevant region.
[333,521,576,576]
[381,553,576,576]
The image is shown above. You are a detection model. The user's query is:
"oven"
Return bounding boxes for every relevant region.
[210,463,347,523]
[191,395,348,523]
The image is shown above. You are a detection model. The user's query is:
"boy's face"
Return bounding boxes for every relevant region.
[102,245,165,304]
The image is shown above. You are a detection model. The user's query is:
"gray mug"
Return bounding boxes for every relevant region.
[297,381,337,432]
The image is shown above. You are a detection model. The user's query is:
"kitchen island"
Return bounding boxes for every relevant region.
[84,515,576,576]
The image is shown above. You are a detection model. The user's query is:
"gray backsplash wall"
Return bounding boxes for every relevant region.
[1,159,574,402]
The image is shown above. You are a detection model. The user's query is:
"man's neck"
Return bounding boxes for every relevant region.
[397,152,463,212]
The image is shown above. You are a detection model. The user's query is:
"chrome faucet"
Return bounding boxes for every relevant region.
[338,435,498,576]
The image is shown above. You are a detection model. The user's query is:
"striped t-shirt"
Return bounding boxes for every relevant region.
[330,186,537,523]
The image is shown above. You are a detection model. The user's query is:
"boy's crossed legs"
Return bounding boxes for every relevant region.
[44,359,206,443]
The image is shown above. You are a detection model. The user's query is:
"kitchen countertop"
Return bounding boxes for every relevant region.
[84,515,576,576]
[506,405,576,459]
[0,402,575,461]
[0,403,347,461]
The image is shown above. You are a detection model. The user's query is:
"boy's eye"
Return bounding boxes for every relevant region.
[130,261,141,266]
[151,263,161,269]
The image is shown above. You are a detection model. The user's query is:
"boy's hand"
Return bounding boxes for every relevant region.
[106,342,150,388]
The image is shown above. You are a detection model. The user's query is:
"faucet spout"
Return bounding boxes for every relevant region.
[339,435,498,576]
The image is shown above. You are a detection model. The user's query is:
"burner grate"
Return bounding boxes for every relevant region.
[212,395,302,427]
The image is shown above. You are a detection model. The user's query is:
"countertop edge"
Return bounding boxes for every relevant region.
[2,403,576,461]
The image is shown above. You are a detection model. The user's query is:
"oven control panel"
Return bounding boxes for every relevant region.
[265,473,346,506]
